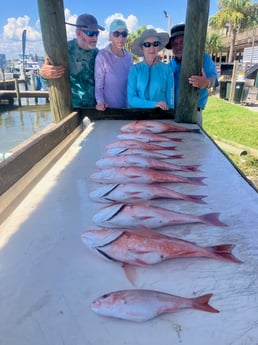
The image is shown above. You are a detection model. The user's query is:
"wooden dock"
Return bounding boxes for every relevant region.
[0,89,49,105]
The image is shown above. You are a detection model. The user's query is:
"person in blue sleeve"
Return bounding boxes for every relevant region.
[166,24,218,126]
[127,29,174,111]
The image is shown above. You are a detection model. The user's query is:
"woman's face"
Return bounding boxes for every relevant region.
[110,30,128,49]
[142,36,160,60]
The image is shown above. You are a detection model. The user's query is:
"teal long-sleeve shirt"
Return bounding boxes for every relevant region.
[127,61,174,109]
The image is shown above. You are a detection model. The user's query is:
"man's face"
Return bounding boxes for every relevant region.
[171,35,184,59]
[77,29,99,50]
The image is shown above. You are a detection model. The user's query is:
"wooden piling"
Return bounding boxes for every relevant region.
[175,0,210,123]
[37,0,73,122]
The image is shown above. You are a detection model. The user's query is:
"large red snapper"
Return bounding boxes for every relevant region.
[81,229,241,265]
[91,289,219,322]
[92,203,227,228]
[117,132,183,143]
[89,183,207,204]
[106,139,176,151]
[106,147,183,159]
[95,155,200,172]
[120,120,200,134]
[90,167,205,185]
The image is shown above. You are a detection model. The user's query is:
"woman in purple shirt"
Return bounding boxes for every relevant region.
[94,19,133,111]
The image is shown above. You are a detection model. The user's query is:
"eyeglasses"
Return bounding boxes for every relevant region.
[82,30,100,37]
[142,41,160,48]
[112,31,128,38]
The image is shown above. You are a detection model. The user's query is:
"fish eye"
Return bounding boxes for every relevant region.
[102,294,110,299]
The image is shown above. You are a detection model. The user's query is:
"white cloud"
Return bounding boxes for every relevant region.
[1,9,163,59]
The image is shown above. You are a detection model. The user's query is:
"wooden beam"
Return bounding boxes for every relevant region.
[176,0,210,123]
[37,0,72,122]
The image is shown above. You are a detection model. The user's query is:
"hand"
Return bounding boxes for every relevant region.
[96,103,107,111]
[188,68,209,89]
[39,56,65,80]
[155,101,169,110]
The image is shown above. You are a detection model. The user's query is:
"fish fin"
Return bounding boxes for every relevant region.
[185,165,202,173]
[170,138,183,142]
[192,294,219,313]
[206,244,242,263]
[200,212,228,227]
[122,263,137,286]
[186,176,207,185]
[187,194,207,204]
[170,154,183,159]
[165,146,177,150]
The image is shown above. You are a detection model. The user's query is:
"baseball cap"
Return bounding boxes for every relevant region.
[66,13,104,31]
[109,19,128,32]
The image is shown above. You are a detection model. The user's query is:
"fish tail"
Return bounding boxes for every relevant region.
[165,146,177,150]
[186,194,207,204]
[185,176,206,185]
[200,212,227,227]
[192,294,219,313]
[185,165,202,172]
[206,244,242,263]
[171,138,183,142]
[169,154,183,159]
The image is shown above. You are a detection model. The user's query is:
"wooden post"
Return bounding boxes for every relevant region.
[37,0,72,122]
[229,60,239,103]
[175,0,210,123]
[15,78,21,106]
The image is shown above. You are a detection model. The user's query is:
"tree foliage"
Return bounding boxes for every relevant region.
[125,25,147,62]
[209,0,257,62]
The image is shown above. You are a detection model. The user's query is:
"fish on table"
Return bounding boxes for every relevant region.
[117,132,183,143]
[92,203,227,229]
[89,183,207,204]
[90,167,206,185]
[106,147,183,160]
[91,289,219,322]
[95,155,201,172]
[81,229,241,265]
[120,120,201,134]
[106,139,177,151]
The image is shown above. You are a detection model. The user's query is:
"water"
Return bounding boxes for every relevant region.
[0,103,52,155]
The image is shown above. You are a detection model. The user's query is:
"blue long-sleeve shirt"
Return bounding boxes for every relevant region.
[127,61,174,109]
[169,53,218,109]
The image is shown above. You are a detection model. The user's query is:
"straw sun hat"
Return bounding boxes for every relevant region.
[131,29,169,57]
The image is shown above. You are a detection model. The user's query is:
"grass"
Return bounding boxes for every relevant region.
[202,95,258,188]
[203,96,258,149]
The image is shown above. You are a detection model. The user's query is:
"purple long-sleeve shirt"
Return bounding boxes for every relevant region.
[94,45,133,108]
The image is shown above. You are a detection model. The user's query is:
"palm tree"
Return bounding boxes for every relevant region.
[209,0,255,62]
[206,32,224,63]
[125,26,147,63]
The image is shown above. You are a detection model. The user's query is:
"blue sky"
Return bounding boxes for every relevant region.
[0,0,254,59]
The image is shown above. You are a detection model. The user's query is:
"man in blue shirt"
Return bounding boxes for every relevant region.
[166,24,218,126]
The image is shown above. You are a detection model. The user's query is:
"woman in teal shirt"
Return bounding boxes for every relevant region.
[127,29,174,110]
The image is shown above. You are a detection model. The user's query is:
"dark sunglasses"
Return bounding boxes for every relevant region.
[142,41,160,48]
[82,30,100,37]
[112,31,128,38]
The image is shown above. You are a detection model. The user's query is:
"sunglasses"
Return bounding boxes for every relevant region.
[82,30,100,37]
[142,41,160,48]
[112,31,128,38]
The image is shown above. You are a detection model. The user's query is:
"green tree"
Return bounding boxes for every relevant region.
[209,0,256,62]
[206,32,224,62]
[125,25,147,63]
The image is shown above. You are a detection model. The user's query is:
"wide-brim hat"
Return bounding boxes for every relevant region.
[66,13,104,31]
[165,24,185,49]
[131,29,169,57]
